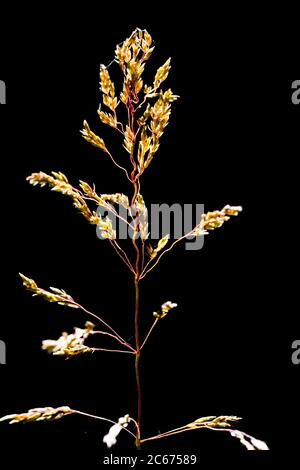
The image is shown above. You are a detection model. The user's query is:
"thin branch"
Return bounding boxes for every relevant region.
[71,301,131,348]
[140,318,158,350]
[105,148,131,182]
[140,423,228,444]
[72,410,136,439]
[141,426,194,443]
[140,230,195,279]
[113,108,125,135]
[116,121,125,134]
[92,347,135,354]
[109,239,135,274]
[135,86,158,111]
[92,330,136,352]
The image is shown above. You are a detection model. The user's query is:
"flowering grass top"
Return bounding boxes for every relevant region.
[1,28,267,453]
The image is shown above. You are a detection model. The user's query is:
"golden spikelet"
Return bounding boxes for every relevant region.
[154,58,171,89]
[80,120,107,151]
[19,273,78,308]
[193,205,243,236]
[0,407,73,424]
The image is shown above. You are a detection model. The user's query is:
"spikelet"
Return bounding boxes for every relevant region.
[153,301,178,320]
[98,108,117,128]
[80,120,107,151]
[131,193,149,239]
[27,172,110,226]
[100,65,117,112]
[42,321,94,357]
[147,234,169,259]
[193,205,243,236]
[27,171,75,196]
[187,415,241,429]
[0,407,73,424]
[97,216,116,240]
[19,273,78,308]
[154,58,171,89]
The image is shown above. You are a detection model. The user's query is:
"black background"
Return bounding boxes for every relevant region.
[0,6,299,468]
